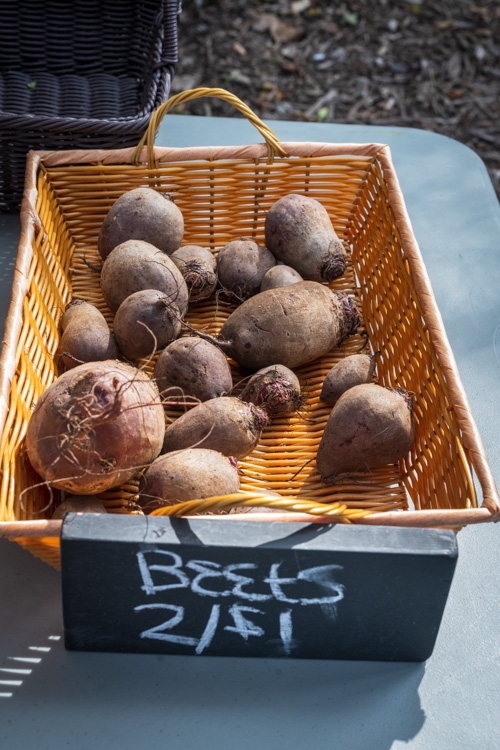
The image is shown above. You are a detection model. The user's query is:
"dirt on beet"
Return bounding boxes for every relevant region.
[173,0,500,200]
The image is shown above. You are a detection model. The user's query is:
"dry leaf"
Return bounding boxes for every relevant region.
[233,42,247,56]
[281,60,300,74]
[226,69,252,86]
[291,0,311,14]
[254,13,306,43]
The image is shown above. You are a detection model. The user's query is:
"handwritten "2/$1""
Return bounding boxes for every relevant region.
[135,549,345,655]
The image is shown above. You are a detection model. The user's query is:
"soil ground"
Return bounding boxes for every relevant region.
[173,0,500,199]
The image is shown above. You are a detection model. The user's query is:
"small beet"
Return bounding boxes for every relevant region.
[113,289,181,361]
[217,238,276,300]
[320,353,376,404]
[58,300,118,370]
[316,383,415,481]
[260,264,303,292]
[239,364,302,417]
[171,245,217,301]
[162,396,268,459]
[138,448,240,513]
[52,495,106,519]
[154,337,233,408]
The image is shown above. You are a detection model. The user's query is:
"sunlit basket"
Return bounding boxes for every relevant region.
[0,88,498,570]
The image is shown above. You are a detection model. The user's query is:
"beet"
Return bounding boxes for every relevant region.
[171,244,217,301]
[265,193,347,282]
[100,239,189,315]
[320,353,376,404]
[239,364,302,417]
[217,238,276,300]
[154,337,233,408]
[25,360,165,494]
[316,383,415,481]
[58,300,118,370]
[162,396,268,459]
[260,264,303,291]
[213,281,359,370]
[113,289,181,361]
[138,448,240,513]
[98,187,184,260]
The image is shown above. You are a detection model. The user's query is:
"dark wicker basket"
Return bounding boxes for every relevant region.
[0,0,180,211]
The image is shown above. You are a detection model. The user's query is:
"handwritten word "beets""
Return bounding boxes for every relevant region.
[133,549,345,655]
[136,549,345,605]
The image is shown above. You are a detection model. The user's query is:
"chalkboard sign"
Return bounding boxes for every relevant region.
[61,514,457,661]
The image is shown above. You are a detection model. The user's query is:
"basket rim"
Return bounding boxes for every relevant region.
[31,140,388,166]
[0,140,498,529]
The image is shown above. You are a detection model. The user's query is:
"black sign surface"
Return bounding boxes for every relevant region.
[61,514,457,661]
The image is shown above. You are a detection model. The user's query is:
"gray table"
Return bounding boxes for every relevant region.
[1,116,499,749]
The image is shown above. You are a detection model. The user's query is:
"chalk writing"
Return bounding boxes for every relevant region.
[134,549,345,655]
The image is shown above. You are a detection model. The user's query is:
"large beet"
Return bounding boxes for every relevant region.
[26,360,165,494]
[214,281,359,371]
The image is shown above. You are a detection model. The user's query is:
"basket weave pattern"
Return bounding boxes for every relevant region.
[0,0,179,211]
[0,92,498,567]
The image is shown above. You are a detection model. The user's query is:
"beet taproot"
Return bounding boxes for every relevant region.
[113,289,181,361]
[52,495,107,519]
[239,364,302,417]
[100,239,189,314]
[260,264,303,291]
[154,337,233,407]
[171,244,217,301]
[208,281,359,371]
[217,238,276,300]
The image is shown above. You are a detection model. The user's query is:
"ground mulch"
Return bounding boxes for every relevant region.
[173,0,500,199]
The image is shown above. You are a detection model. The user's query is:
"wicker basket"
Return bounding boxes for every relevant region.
[0,88,498,570]
[0,0,180,212]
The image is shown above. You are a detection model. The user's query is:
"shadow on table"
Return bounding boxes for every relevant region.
[41,649,425,750]
[1,528,426,750]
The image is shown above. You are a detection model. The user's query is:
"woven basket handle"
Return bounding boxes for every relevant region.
[133,87,289,167]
